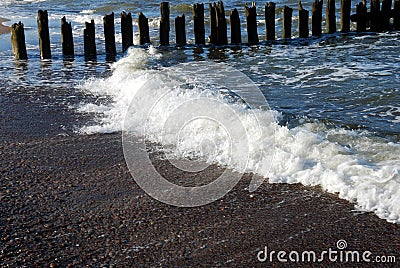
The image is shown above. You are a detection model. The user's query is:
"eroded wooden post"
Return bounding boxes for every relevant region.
[138,12,150,45]
[265,2,276,40]
[61,17,74,58]
[193,3,205,44]
[282,6,293,39]
[245,2,259,44]
[209,3,217,44]
[37,10,51,60]
[394,0,400,30]
[104,12,116,60]
[312,0,323,36]
[341,0,351,32]
[84,20,96,60]
[370,0,381,32]
[230,8,242,44]
[356,0,367,31]
[326,0,336,33]
[298,2,309,38]
[381,0,392,30]
[11,22,28,60]
[216,1,228,45]
[121,11,133,52]
[175,14,186,46]
[160,2,170,45]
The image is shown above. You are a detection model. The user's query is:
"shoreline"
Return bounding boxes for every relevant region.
[0,17,11,34]
[0,17,10,35]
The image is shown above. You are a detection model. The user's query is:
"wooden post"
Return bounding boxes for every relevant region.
[245,2,259,44]
[312,0,323,36]
[61,17,74,57]
[381,0,392,30]
[230,8,242,44]
[370,0,381,32]
[282,6,293,39]
[265,2,276,40]
[298,2,309,38]
[341,0,351,32]
[138,12,150,45]
[11,22,28,60]
[104,13,116,61]
[193,3,205,44]
[175,14,186,46]
[216,1,228,45]
[326,0,336,33]
[356,0,367,31]
[160,2,170,45]
[209,3,217,44]
[394,0,400,30]
[84,20,96,60]
[121,11,133,52]
[37,10,51,60]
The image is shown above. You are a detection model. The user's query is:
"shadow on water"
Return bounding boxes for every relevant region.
[13,60,28,80]
[193,47,205,60]
[207,47,228,61]
[39,60,52,81]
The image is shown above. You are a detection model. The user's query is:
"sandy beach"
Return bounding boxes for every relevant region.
[0,17,10,35]
[0,85,399,266]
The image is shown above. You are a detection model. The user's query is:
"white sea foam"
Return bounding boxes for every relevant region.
[80,9,96,15]
[78,47,400,223]
[58,13,104,27]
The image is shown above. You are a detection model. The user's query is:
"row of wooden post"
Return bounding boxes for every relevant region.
[11,0,400,61]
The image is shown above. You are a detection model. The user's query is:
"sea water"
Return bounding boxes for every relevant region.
[0,0,399,222]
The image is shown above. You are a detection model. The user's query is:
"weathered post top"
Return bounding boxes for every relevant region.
[11,22,28,60]
[245,2,259,44]
[160,1,170,45]
[37,9,51,60]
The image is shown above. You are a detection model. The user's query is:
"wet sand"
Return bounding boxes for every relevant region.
[0,86,399,266]
[0,18,10,35]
